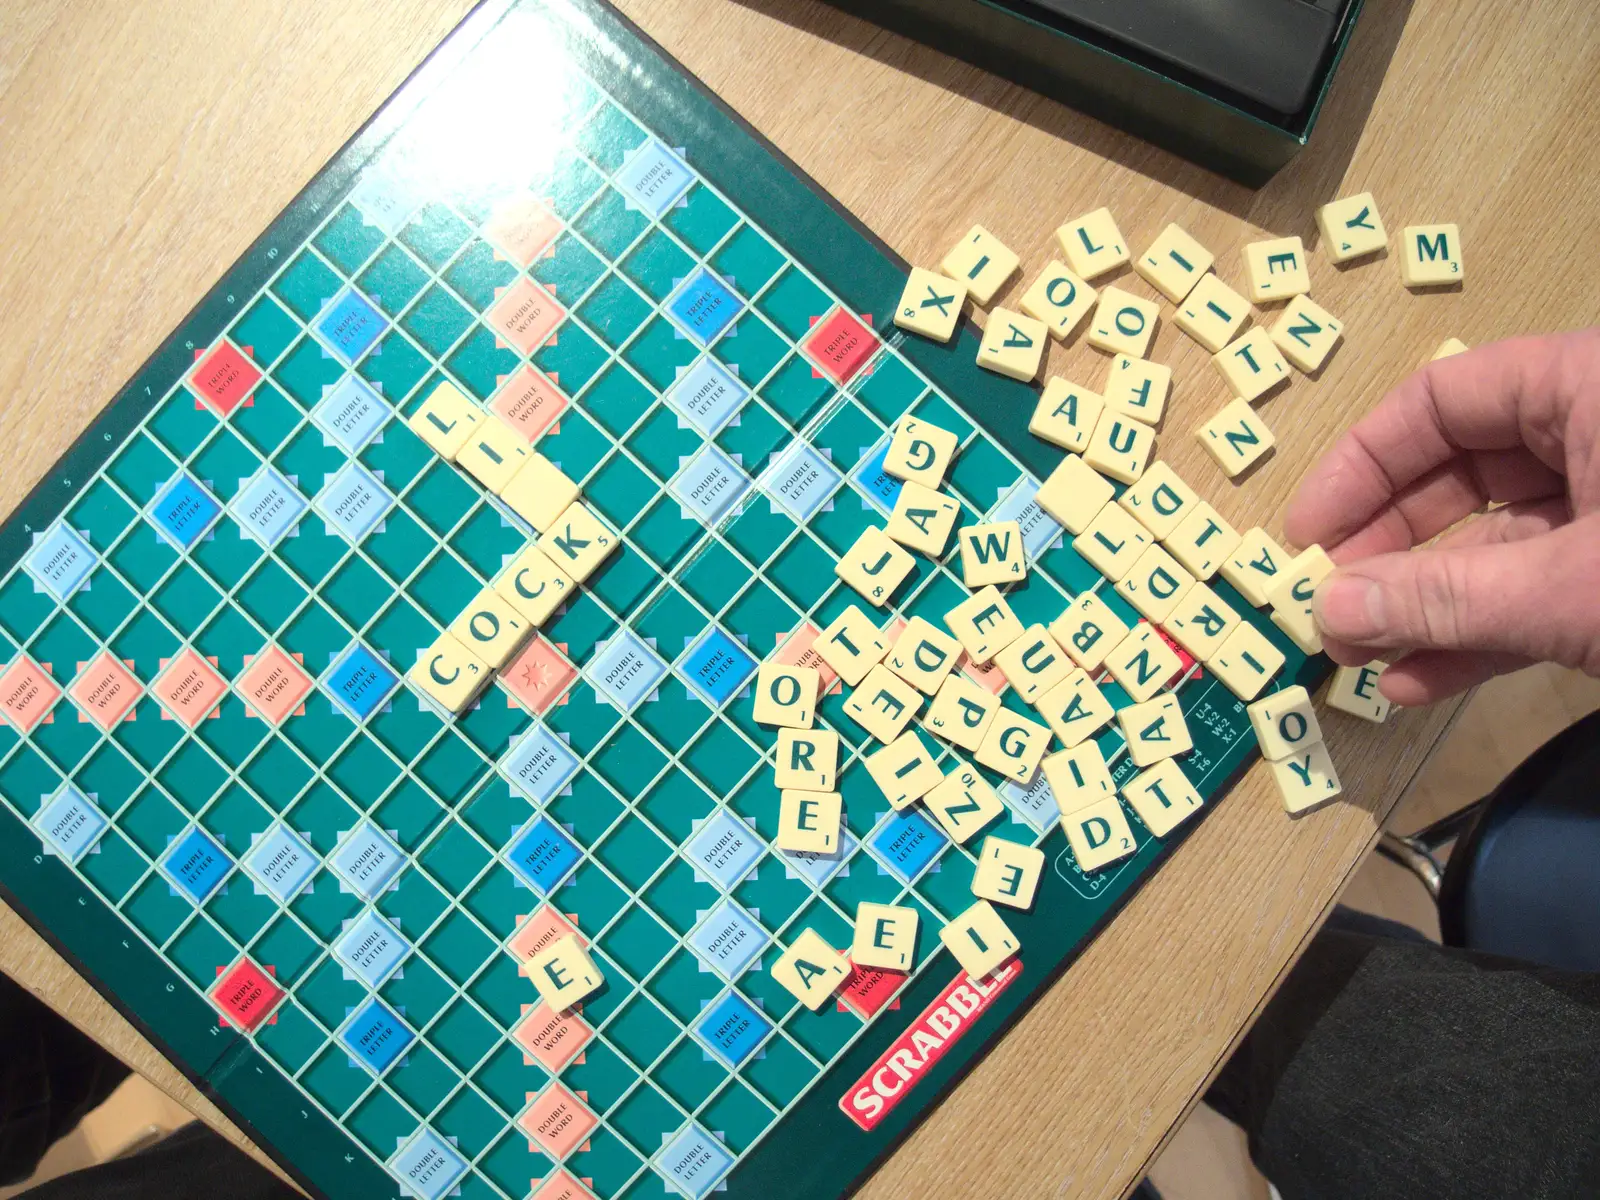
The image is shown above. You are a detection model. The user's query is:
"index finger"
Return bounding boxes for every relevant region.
[1283,329,1590,550]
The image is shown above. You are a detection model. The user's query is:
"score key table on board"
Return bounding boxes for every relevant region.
[6,1,1600,1198]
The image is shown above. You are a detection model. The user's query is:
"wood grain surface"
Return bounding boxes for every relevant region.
[2,1,1597,1197]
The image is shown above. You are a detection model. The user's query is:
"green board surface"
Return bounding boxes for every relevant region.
[0,2,1324,1198]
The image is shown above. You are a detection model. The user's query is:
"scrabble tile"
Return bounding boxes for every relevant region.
[852,902,919,971]
[1220,526,1290,607]
[1073,501,1153,581]
[1173,272,1249,353]
[1083,412,1155,484]
[815,604,890,683]
[1035,451,1116,535]
[976,308,1048,381]
[410,631,492,714]
[1432,337,1470,361]
[527,933,604,1012]
[1114,544,1196,624]
[958,520,1027,586]
[1243,236,1310,302]
[884,416,959,488]
[1050,588,1132,673]
[771,928,849,1010]
[1197,398,1277,479]
[456,413,532,492]
[836,526,915,607]
[893,267,967,342]
[777,789,842,854]
[885,616,962,694]
[1271,740,1343,815]
[1326,661,1393,723]
[1246,685,1322,761]
[1316,192,1387,263]
[974,707,1051,783]
[448,588,532,670]
[1087,286,1159,358]
[407,381,481,458]
[885,481,961,557]
[844,664,924,743]
[938,900,1020,979]
[1165,502,1241,580]
[1036,668,1115,748]
[1020,260,1097,341]
[943,585,1024,664]
[1062,794,1137,872]
[1135,223,1214,302]
[1269,295,1345,374]
[971,836,1045,910]
[1117,693,1192,767]
[1213,327,1290,402]
[499,454,581,532]
[1102,354,1171,426]
[1207,622,1286,701]
[774,727,840,790]
[925,762,1005,842]
[1163,581,1242,662]
[991,625,1073,704]
[1122,758,1203,837]
[1400,223,1463,288]
[538,501,618,583]
[753,662,818,729]
[1270,610,1319,657]
[496,545,576,626]
[1056,207,1129,280]
[1043,742,1116,815]
[1105,624,1183,703]
[1029,378,1104,453]
[1268,545,1336,655]
[1118,461,1198,539]
[922,672,1000,751]
[940,224,1020,306]
[865,730,944,809]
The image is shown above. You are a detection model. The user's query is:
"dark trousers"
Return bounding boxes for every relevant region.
[9,914,1599,1200]
[0,975,296,1198]
[8,871,1600,1197]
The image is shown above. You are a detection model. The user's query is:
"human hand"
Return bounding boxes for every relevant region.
[1282,328,1600,706]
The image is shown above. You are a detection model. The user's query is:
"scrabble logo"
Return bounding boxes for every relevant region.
[839,959,1021,1130]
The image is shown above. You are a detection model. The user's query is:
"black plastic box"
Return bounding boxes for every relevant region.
[827,0,1366,187]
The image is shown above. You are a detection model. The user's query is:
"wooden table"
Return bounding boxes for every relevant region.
[2,1,1596,1196]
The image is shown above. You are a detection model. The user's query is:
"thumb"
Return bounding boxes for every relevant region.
[1313,514,1600,675]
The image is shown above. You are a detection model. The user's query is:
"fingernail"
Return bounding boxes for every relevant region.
[1314,571,1385,640]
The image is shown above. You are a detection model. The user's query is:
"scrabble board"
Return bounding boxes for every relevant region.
[0,3,1326,1198]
